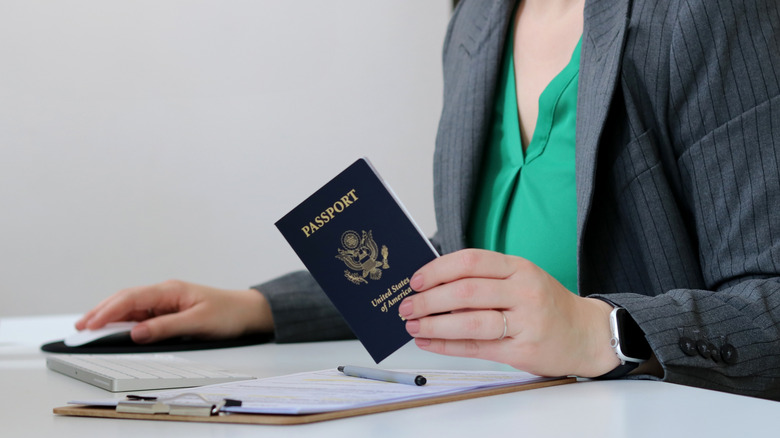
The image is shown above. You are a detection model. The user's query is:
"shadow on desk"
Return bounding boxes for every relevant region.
[41,332,273,354]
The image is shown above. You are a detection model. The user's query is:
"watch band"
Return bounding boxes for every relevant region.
[593,361,639,380]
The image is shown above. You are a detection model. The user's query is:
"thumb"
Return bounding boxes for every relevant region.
[130,310,204,344]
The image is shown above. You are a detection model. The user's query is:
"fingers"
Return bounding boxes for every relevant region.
[399,278,515,319]
[75,293,127,329]
[76,280,192,331]
[411,249,522,292]
[412,337,514,366]
[75,290,139,330]
[406,310,509,340]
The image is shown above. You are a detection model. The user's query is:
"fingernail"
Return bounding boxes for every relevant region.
[132,325,151,343]
[415,338,431,347]
[399,300,413,317]
[410,273,423,290]
[406,320,420,335]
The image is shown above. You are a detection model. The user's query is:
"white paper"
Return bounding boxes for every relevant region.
[71,369,559,415]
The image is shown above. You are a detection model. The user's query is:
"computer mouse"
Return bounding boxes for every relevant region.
[63,321,139,347]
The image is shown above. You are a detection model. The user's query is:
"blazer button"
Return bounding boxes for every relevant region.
[696,340,711,359]
[709,344,721,363]
[721,344,738,365]
[679,337,697,356]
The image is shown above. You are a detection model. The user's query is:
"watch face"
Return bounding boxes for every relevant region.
[615,308,653,361]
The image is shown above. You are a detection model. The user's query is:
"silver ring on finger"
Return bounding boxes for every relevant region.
[497,310,508,341]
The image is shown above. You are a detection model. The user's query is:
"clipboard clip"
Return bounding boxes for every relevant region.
[117,393,242,417]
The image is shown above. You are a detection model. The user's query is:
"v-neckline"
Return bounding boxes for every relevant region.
[504,37,582,168]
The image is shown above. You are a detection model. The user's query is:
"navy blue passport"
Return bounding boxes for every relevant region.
[275,158,439,363]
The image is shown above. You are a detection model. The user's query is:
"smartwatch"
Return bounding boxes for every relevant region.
[596,306,653,379]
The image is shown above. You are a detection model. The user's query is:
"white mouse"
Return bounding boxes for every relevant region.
[64,321,139,347]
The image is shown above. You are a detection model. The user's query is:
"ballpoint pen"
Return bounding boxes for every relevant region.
[338,365,427,386]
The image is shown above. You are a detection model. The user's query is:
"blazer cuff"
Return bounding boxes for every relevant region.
[252,271,355,343]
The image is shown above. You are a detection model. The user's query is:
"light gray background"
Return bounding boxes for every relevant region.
[0,0,450,316]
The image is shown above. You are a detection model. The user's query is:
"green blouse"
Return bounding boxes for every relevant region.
[468,37,581,294]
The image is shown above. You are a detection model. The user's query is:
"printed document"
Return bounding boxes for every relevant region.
[71,369,559,415]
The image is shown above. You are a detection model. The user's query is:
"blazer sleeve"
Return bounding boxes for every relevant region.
[252,271,355,343]
[596,0,780,400]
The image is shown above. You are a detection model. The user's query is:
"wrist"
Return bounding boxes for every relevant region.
[235,289,274,334]
[577,298,622,378]
[590,299,655,379]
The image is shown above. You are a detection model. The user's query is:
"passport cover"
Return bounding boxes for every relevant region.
[275,158,438,362]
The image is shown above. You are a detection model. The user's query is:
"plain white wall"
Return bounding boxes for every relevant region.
[0,0,451,316]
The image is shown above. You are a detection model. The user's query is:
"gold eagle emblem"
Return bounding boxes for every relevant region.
[336,230,389,285]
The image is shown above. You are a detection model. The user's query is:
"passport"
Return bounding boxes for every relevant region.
[275,158,439,362]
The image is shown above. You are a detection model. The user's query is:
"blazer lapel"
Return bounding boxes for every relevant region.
[435,0,516,254]
[437,0,630,258]
[576,0,631,269]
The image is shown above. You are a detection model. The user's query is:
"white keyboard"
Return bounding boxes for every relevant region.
[47,354,255,392]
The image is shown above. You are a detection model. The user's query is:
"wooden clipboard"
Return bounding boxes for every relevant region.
[54,376,575,425]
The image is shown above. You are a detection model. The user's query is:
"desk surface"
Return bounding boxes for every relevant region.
[1,315,777,437]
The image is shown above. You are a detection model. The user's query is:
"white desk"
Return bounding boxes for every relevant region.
[1,315,777,437]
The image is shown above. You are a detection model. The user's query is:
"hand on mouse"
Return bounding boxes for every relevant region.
[74,280,274,344]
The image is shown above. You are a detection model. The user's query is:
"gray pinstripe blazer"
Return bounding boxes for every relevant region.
[258,0,780,400]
